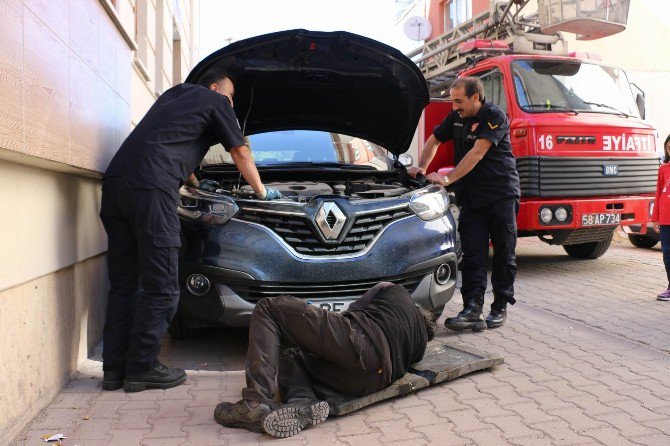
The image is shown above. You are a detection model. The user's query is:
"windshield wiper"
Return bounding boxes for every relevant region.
[523,104,579,114]
[581,101,630,117]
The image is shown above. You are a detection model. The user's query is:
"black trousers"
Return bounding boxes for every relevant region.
[459,197,519,310]
[242,295,387,408]
[99,177,181,374]
[661,225,670,287]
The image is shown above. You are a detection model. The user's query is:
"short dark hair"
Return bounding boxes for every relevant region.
[198,68,234,88]
[417,307,437,341]
[450,77,485,102]
[664,133,670,164]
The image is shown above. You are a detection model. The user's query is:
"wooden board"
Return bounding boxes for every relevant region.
[314,342,504,416]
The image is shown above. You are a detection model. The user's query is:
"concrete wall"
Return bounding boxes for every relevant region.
[0,0,199,442]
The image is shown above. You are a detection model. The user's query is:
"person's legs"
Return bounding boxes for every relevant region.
[445,205,488,331]
[242,295,364,406]
[658,226,670,301]
[215,296,362,434]
[100,179,140,390]
[116,181,185,391]
[487,198,519,327]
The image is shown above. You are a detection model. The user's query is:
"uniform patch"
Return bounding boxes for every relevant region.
[471,123,479,132]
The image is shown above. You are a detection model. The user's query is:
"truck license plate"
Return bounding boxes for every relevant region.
[581,213,621,227]
[308,300,350,313]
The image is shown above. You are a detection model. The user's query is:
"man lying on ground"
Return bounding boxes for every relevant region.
[214,282,436,438]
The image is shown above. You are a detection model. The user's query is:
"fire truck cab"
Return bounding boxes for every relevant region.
[411,0,657,259]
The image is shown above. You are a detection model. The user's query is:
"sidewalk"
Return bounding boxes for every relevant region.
[12,238,670,445]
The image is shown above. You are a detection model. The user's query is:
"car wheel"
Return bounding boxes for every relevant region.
[563,233,613,259]
[628,234,658,249]
[168,313,203,340]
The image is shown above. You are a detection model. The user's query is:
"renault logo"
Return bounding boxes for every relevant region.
[315,202,346,240]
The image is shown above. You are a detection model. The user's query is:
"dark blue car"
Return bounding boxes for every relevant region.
[170,30,458,338]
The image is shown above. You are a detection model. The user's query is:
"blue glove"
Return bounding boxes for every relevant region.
[262,187,283,200]
[199,179,220,192]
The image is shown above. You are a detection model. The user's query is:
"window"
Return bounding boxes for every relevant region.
[478,70,508,113]
[446,0,472,30]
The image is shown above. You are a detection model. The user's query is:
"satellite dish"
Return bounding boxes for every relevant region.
[403,16,432,42]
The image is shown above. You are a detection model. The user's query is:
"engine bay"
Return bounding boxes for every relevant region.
[216,180,412,202]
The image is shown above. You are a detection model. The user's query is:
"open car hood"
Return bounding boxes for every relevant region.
[186,29,429,156]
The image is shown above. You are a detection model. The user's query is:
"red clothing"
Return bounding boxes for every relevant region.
[652,163,670,224]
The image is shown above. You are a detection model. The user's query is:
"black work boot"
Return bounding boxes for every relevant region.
[261,398,329,438]
[485,305,507,329]
[214,399,271,433]
[102,371,124,391]
[444,294,486,332]
[123,363,186,392]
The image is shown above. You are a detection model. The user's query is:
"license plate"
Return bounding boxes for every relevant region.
[581,213,621,226]
[307,300,350,313]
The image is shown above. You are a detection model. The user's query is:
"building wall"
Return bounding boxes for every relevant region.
[0,0,199,442]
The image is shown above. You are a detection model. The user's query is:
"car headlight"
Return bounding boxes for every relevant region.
[554,206,568,222]
[540,207,553,224]
[409,186,449,221]
[178,186,239,225]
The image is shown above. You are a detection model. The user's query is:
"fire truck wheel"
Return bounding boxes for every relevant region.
[562,233,613,259]
[627,234,658,249]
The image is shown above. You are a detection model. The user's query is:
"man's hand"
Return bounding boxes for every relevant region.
[407,166,426,179]
[426,172,446,186]
[199,179,220,192]
[256,186,283,200]
[653,222,660,232]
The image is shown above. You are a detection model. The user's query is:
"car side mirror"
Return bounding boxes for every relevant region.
[398,153,413,167]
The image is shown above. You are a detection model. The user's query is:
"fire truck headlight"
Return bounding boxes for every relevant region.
[555,207,568,222]
[540,207,553,224]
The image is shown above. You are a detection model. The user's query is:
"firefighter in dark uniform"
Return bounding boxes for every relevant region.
[409,77,520,331]
[100,69,282,392]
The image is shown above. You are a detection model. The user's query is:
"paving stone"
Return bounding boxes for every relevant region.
[144,416,188,439]
[107,428,151,445]
[412,423,472,446]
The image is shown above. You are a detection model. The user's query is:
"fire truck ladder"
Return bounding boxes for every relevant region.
[407,0,567,96]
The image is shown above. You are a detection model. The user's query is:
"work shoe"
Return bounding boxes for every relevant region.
[261,398,329,438]
[214,399,271,433]
[102,371,124,391]
[485,307,507,329]
[123,363,186,392]
[444,306,486,332]
[656,288,670,300]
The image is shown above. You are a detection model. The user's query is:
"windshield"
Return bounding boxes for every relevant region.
[202,130,393,170]
[512,59,640,117]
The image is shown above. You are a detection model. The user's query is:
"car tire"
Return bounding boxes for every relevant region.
[168,313,203,340]
[628,234,658,249]
[563,233,613,259]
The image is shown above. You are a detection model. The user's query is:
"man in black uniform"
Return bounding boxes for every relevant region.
[213,282,435,438]
[409,77,520,331]
[100,69,282,392]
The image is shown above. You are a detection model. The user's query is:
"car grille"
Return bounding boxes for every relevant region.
[517,156,659,198]
[236,206,413,256]
[226,270,431,303]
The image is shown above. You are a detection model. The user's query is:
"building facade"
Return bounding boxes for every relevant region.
[0,0,199,442]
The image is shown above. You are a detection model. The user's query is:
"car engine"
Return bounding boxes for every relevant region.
[231,181,411,201]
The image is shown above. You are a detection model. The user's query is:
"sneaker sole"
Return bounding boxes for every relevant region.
[261,401,329,438]
[444,320,487,332]
[124,374,187,392]
[658,296,670,301]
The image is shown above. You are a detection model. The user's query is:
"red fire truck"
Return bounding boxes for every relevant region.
[409,0,657,258]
